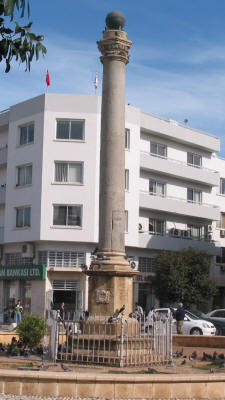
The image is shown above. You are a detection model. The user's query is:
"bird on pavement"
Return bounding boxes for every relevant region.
[61,363,71,372]
[190,351,197,359]
[181,359,186,365]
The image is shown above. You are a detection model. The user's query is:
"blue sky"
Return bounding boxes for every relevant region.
[1,0,225,156]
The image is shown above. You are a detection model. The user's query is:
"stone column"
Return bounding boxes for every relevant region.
[86,11,138,316]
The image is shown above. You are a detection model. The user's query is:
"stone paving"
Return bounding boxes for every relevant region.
[0,395,225,400]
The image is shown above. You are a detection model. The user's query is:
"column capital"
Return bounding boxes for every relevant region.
[97,29,132,65]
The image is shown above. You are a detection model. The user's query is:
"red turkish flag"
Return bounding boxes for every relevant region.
[46,70,50,86]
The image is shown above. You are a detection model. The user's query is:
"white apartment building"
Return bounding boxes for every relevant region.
[0,93,224,319]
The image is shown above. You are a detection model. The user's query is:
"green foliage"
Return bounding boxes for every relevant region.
[16,314,47,347]
[152,247,217,308]
[0,0,46,72]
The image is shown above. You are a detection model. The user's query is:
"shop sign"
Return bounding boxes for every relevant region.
[0,265,46,280]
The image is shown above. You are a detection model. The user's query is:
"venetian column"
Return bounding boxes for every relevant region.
[86,11,138,315]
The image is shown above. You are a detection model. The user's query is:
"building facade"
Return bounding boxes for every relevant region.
[0,93,224,319]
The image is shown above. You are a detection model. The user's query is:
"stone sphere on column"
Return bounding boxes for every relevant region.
[105,10,126,30]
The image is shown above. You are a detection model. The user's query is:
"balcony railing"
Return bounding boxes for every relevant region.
[140,190,219,210]
[141,151,218,174]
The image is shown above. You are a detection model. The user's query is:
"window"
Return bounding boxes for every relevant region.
[187,188,202,204]
[138,257,154,273]
[211,310,225,318]
[149,180,165,197]
[187,152,202,168]
[16,207,31,228]
[5,253,33,265]
[17,165,32,186]
[20,123,34,145]
[149,218,165,235]
[150,142,167,158]
[55,162,83,184]
[220,178,225,195]
[187,225,202,239]
[56,120,84,140]
[53,205,82,227]
[125,169,129,191]
[125,128,130,149]
[218,213,225,229]
[38,250,85,268]
[125,210,128,232]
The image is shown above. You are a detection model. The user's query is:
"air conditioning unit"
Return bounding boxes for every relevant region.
[207,225,213,232]
[220,230,225,238]
[138,223,144,232]
[130,260,139,270]
[170,228,181,237]
[220,265,225,273]
[22,244,34,258]
[182,230,191,239]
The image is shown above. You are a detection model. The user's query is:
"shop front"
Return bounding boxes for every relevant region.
[0,265,46,321]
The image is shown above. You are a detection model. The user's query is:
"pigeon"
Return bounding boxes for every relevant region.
[148,368,158,374]
[61,363,71,372]
[191,351,197,359]
[189,356,195,362]
[201,352,212,362]
[181,359,186,365]
[118,305,126,314]
[175,348,183,358]
[166,361,176,368]
[218,353,225,360]
[212,351,218,361]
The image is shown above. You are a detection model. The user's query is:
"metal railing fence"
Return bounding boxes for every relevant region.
[53,311,172,367]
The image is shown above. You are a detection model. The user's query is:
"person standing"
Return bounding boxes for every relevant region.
[15,300,23,324]
[59,302,65,321]
[175,302,185,334]
[134,302,144,320]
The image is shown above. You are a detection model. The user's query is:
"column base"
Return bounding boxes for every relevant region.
[85,252,139,315]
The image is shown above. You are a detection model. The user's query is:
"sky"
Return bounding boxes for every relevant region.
[1,0,225,156]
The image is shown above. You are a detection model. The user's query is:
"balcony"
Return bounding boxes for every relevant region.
[140,152,220,187]
[138,230,220,255]
[0,146,7,166]
[139,191,220,221]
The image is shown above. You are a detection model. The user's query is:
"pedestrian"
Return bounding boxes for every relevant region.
[59,302,65,321]
[134,302,144,320]
[15,300,23,324]
[175,302,185,334]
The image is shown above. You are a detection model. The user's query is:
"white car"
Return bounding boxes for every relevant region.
[144,308,216,335]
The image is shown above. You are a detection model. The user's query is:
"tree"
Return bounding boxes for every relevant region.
[0,0,46,72]
[152,247,217,308]
[16,314,47,347]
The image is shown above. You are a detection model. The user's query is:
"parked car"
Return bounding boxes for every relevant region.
[144,308,216,335]
[191,309,225,335]
[206,309,225,320]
